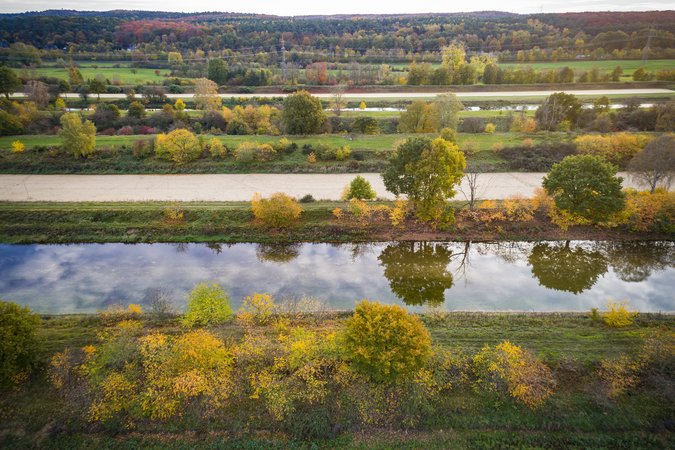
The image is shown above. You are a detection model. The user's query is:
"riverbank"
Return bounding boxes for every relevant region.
[1,312,673,449]
[0,201,672,244]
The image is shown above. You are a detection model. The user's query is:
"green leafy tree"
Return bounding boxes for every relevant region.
[344,300,432,382]
[431,93,463,131]
[398,100,435,133]
[383,137,465,225]
[182,283,233,327]
[343,176,376,200]
[535,92,582,131]
[127,101,146,119]
[543,154,625,222]
[59,112,97,158]
[0,66,20,99]
[207,59,228,85]
[0,300,41,389]
[88,78,107,100]
[378,242,454,306]
[282,90,326,135]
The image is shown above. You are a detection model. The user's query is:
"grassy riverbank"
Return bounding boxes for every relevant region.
[0,201,672,244]
[1,312,673,449]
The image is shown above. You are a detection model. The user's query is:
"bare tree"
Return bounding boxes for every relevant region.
[24,80,49,109]
[145,287,177,319]
[330,84,347,116]
[627,135,675,193]
[458,165,491,210]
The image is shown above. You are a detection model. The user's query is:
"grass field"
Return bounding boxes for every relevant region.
[0,311,672,448]
[0,131,555,174]
[17,65,174,84]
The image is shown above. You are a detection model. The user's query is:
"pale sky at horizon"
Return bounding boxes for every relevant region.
[0,0,673,15]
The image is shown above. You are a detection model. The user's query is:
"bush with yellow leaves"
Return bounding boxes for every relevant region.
[163,203,185,223]
[596,354,644,399]
[182,283,233,328]
[238,292,277,326]
[602,301,638,328]
[251,192,303,228]
[344,300,432,382]
[473,340,555,409]
[11,140,25,153]
[97,303,144,325]
[50,320,234,424]
[502,195,536,222]
[623,189,674,233]
[389,198,408,227]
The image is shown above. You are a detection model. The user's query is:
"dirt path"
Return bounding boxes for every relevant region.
[0,172,646,202]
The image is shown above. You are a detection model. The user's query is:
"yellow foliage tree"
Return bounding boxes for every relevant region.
[251,192,303,228]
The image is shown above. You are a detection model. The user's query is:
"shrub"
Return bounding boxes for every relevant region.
[332,207,343,219]
[473,341,555,408]
[335,145,351,161]
[597,354,644,398]
[347,198,371,223]
[208,138,227,158]
[155,129,202,164]
[344,300,432,382]
[238,293,277,326]
[461,139,479,155]
[574,133,651,166]
[484,123,496,133]
[132,139,153,158]
[251,192,303,228]
[116,125,133,136]
[182,283,233,327]
[342,175,376,200]
[98,303,144,325]
[389,199,409,227]
[0,301,41,389]
[299,194,315,203]
[440,127,457,143]
[233,141,276,163]
[163,203,185,223]
[623,190,674,233]
[306,152,317,163]
[502,196,535,222]
[459,117,484,133]
[602,301,637,328]
[11,140,25,153]
[500,143,576,171]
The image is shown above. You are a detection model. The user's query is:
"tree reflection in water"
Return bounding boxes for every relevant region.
[527,241,608,294]
[255,242,302,263]
[378,241,455,306]
[604,241,675,283]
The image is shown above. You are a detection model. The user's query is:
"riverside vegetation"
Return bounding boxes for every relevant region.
[0,291,673,448]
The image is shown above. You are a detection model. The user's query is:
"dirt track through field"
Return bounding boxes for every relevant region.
[0,172,646,202]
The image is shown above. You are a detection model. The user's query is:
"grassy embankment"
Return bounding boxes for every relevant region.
[1,201,671,244]
[1,312,673,449]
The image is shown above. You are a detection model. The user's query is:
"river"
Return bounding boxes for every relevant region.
[0,241,672,314]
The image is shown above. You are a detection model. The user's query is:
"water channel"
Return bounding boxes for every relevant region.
[0,240,672,314]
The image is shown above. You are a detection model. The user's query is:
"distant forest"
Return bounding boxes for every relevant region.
[1,10,673,64]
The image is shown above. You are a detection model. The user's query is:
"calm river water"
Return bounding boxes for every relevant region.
[0,241,672,314]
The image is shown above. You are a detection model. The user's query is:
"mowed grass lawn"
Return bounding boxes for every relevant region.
[16,66,174,84]
[0,132,547,153]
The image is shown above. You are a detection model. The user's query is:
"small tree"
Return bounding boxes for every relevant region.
[194,78,221,111]
[182,283,233,327]
[0,300,41,389]
[282,90,326,135]
[155,129,202,164]
[25,80,50,109]
[543,154,625,222]
[535,92,582,131]
[59,112,97,158]
[251,192,303,228]
[127,100,146,119]
[627,135,674,193]
[344,300,432,382]
[0,66,20,99]
[383,137,466,225]
[342,175,376,200]
[431,93,463,131]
